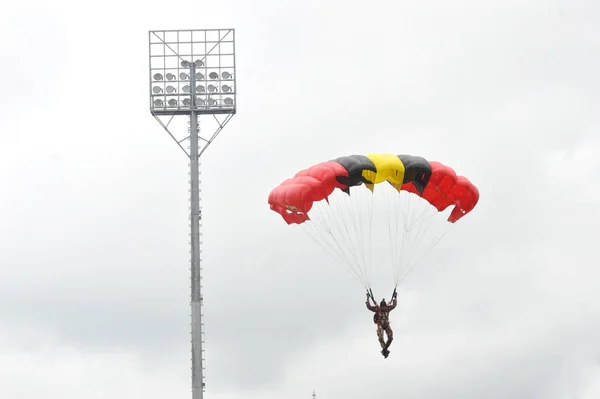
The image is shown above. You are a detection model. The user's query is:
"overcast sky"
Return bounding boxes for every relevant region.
[1,0,600,398]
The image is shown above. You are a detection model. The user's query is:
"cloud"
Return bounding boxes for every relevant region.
[1,0,599,397]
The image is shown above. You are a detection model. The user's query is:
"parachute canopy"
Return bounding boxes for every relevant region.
[268,153,479,291]
[269,154,478,224]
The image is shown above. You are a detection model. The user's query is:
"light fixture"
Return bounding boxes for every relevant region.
[149,28,236,116]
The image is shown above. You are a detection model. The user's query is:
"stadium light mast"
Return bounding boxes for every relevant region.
[148,28,237,399]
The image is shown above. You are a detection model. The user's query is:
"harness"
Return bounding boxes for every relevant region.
[373,307,390,325]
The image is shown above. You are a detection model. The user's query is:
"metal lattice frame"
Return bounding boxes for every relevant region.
[149,29,236,116]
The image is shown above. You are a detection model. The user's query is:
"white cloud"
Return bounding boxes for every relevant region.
[0,324,190,399]
[1,0,599,397]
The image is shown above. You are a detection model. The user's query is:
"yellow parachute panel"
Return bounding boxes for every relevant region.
[362,153,405,191]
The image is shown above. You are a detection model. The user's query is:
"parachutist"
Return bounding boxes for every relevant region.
[366,291,397,358]
[267,153,479,360]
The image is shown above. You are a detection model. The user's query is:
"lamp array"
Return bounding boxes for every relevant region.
[151,60,235,109]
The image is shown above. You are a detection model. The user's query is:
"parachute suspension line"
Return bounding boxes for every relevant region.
[408,194,434,274]
[366,189,375,284]
[336,186,374,287]
[395,191,413,286]
[397,192,410,275]
[341,189,367,282]
[300,181,459,291]
[308,204,368,288]
[330,190,369,282]
[322,196,364,277]
[400,195,430,274]
[370,186,455,288]
[301,209,368,288]
[395,191,456,285]
[298,187,376,288]
[357,187,373,284]
[380,185,439,289]
[369,287,377,304]
[302,218,367,287]
[397,223,454,285]
[362,188,373,282]
[396,191,413,282]
[302,197,363,284]
[383,188,395,282]
[383,185,402,286]
[405,192,432,230]
[379,185,404,286]
[398,193,428,283]
[344,187,373,286]
[353,187,373,284]
[393,190,407,286]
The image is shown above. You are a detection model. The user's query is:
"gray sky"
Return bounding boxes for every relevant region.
[1,0,600,398]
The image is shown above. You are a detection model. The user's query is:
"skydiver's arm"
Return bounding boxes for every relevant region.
[389,296,398,310]
[366,298,377,312]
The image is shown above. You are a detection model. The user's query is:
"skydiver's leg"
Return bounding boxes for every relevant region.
[376,325,386,348]
[384,324,394,349]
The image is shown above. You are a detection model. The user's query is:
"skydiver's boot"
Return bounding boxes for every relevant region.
[379,342,387,357]
[382,338,392,358]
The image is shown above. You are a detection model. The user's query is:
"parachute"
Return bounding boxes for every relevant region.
[268,153,479,295]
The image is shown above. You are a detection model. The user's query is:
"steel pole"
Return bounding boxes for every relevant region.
[189,64,204,399]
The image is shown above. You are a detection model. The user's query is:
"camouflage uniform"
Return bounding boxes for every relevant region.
[366,296,397,350]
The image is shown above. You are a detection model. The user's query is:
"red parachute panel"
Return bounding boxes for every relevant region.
[401,161,479,223]
[294,161,349,190]
[269,162,350,225]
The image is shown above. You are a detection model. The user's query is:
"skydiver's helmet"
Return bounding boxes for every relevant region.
[380,299,387,307]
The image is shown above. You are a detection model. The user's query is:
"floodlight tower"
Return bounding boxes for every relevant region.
[148,29,236,399]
